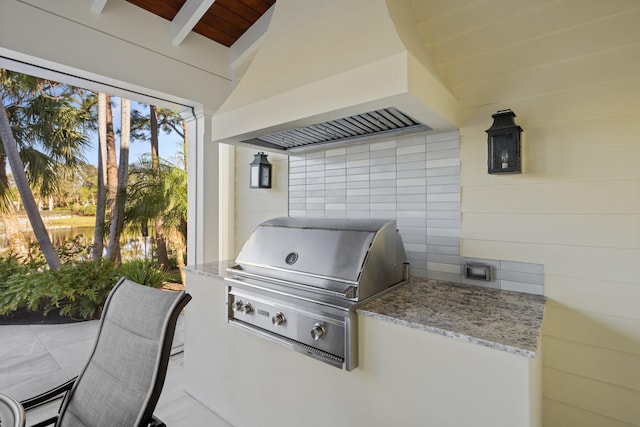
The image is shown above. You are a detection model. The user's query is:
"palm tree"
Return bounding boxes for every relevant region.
[106,98,130,264]
[130,104,184,268]
[127,155,187,281]
[0,69,90,269]
[92,92,108,261]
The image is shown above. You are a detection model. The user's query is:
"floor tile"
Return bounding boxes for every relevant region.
[30,321,99,351]
[0,325,47,361]
[155,394,232,427]
[48,337,94,378]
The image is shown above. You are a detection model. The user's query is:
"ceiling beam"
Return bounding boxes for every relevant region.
[171,0,216,46]
[89,0,108,14]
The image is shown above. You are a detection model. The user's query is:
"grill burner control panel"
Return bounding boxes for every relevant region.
[227,286,346,363]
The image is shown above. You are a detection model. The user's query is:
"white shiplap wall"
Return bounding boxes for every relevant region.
[409,0,640,425]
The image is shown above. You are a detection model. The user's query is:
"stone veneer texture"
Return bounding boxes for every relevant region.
[288,131,461,281]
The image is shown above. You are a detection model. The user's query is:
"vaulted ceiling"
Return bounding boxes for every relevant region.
[123,0,275,47]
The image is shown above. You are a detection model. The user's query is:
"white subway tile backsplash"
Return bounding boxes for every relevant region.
[398,152,426,163]
[428,148,460,160]
[501,261,544,274]
[397,169,426,179]
[370,172,397,181]
[426,139,460,152]
[325,147,346,156]
[397,177,427,187]
[426,245,460,255]
[426,158,459,169]
[348,195,370,203]
[347,173,370,182]
[347,188,369,196]
[426,166,460,177]
[397,186,428,195]
[370,148,396,159]
[426,210,460,220]
[427,228,460,238]
[501,281,544,295]
[325,175,346,184]
[371,187,397,195]
[427,262,461,274]
[396,144,426,155]
[397,218,428,228]
[370,140,397,151]
[426,201,461,211]
[501,270,544,285]
[370,203,396,211]
[397,193,426,203]
[398,202,427,211]
[369,179,396,188]
[346,144,369,154]
[426,193,460,203]
[397,160,428,171]
[346,181,369,189]
[425,184,460,194]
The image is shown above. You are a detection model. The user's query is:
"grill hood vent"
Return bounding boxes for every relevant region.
[212,0,459,151]
[243,107,430,153]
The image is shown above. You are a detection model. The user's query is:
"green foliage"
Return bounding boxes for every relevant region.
[0,260,120,320]
[0,249,169,321]
[118,259,166,288]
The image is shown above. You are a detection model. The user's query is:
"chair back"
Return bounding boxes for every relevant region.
[56,278,190,427]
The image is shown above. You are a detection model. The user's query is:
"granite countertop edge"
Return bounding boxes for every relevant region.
[184,262,545,359]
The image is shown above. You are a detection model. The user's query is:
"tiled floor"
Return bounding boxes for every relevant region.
[0,317,231,426]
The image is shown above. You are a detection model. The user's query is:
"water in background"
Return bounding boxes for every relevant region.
[0,226,154,260]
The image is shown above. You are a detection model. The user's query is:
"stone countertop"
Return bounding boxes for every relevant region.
[184,262,545,358]
[357,278,545,358]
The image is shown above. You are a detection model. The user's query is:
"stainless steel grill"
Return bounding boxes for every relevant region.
[225,217,408,370]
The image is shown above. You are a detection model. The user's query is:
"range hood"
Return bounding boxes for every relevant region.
[212,0,459,152]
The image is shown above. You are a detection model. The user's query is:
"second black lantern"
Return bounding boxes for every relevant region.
[250,152,272,188]
[486,109,523,174]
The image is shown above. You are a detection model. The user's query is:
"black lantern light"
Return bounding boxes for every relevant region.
[486,109,523,174]
[249,152,272,188]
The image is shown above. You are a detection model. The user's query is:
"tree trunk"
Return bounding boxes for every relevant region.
[0,104,61,270]
[92,92,108,261]
[105,95,117,219]
[0,154,30,257]
[106,98,130,264]
[150,105,170,268]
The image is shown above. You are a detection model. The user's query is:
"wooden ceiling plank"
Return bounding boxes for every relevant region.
[171,0,217,46]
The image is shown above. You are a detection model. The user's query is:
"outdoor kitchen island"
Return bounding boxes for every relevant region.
[183,261,545,427]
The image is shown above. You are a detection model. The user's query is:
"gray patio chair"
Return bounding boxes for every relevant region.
[16,277,191,427]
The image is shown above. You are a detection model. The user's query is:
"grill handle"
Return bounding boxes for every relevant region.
[225,270,357,300]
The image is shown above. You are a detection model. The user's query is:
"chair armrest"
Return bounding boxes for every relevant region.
[149,414,166,427]
[20,377,76,410]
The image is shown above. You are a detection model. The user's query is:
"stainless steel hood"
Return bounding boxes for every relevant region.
[242,107,431,153]
[212,0,459,151]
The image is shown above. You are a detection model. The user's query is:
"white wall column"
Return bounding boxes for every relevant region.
[185,106,219,265]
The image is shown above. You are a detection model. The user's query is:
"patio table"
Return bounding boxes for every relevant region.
[0,393,25,427]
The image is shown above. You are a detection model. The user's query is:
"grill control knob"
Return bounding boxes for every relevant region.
[311,323,326,340]
[231,300,243,312]
[240,303,253,315]
[272,312,286,326]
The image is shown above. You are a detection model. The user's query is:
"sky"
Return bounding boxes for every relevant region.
[83,100,185,168]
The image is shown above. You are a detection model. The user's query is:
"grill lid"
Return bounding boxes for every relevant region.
[233,217,407,300]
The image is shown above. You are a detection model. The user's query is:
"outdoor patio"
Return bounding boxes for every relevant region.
[0,316,230,426]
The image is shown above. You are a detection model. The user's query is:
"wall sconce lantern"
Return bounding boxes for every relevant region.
[250,152,272,188]
[486,109,523,174]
